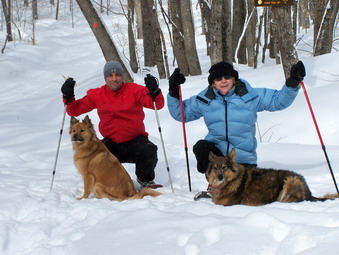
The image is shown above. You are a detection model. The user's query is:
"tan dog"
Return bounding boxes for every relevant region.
[206,149,336,206]
[69,115,161,201]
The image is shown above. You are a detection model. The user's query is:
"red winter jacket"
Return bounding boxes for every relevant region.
[64,82,164,143]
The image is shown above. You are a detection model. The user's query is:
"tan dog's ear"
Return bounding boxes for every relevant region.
[83,115,93,128]
[209,151,217,162]
[229,148,236,162]
[70,116,78,125]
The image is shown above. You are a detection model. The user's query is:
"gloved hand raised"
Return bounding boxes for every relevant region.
[286,61,306,88]
[144,74,160,100]
[169,68,186,99]
[61,77,76,104]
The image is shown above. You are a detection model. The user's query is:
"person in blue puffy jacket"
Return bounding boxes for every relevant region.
[167,61,306,193]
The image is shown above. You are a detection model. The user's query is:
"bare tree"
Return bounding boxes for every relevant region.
[56,0,60,20]
[314,0,339,56]
[310,0,326,47]
[298,0,310,32]
[32,0,38,20]
[134,0,143,39]
[126,0,138,73]
[198,0,211,56]
[233,0,246,64]
[1,0,13,42]
[168,0,201,75]
[245,0,256,67]
[261,7,269,64]
[179,0,201,75]
[75,0,133,82]
[140,0,166,78]
[271,6,298,78]
[209,0,223,64]
[169,0,189,75]
[222,0,232,63]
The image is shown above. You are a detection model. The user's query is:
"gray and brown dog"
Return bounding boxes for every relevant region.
[206,149,336,206]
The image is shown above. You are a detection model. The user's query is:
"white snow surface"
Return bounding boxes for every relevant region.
[1,3,339,255]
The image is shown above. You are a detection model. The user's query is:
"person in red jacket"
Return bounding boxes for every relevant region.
[61,60,165,189]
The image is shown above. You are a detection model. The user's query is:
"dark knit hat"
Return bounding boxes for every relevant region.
[104,61,123,78]
[208,62,239,84]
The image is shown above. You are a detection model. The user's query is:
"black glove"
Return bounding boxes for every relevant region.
[61,77,76,104]
[144,74,160,100]
[169,68,186,99]
[286,61,306,88]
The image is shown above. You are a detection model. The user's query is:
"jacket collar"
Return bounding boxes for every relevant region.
[204,80,256,103]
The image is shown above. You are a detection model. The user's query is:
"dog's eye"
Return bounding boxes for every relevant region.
[80,129,85,132]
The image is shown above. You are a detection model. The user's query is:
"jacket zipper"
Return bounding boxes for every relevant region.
[223,96,230,155]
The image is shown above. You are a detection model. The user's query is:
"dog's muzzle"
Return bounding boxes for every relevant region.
[72,134,84,143]
[216,174,224,183]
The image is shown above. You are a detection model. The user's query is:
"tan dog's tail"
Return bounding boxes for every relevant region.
[128,187,162,200]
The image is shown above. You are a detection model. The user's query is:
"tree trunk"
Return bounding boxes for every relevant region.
[310,0,326,48]
[134,0,143,39]
[75,0,133,82]
[261,7,269,64]
[32,0,38,20]
[198,0,211,56]
[141,0,166,78]
[56,0,60,20]
[314,0,339,56]
[222,0,232,63]
[271,6,298,79]
[127,0,138,73]
[298,0,310,32]
[168,0,189,75]
[233,0,246,64]
[180,0,201,75]
[254,11,264,68]
[209,0,223,64]
[292,0,297,43]
[1,0,13,42]
[245,0,256,67]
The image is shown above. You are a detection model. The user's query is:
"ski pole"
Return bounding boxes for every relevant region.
[178,85,192,192]
[300,81,339,195]
[50,105,67,191]
[146,74,174,192]
[152,100,174,192]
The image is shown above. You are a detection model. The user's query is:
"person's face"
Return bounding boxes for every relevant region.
[105,73,123,91]
[212,76,235,95]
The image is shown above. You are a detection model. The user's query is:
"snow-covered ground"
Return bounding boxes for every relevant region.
[1,2,339,255]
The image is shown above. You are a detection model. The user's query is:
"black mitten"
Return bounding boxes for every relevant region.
[169,68,186,99]
[144,74,160,100]
[286,61,306,88]
[61,78,76,103]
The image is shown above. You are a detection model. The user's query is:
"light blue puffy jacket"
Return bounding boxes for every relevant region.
[167,79,299,164]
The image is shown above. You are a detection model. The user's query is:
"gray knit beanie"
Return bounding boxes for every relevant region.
[103,61,123,78]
